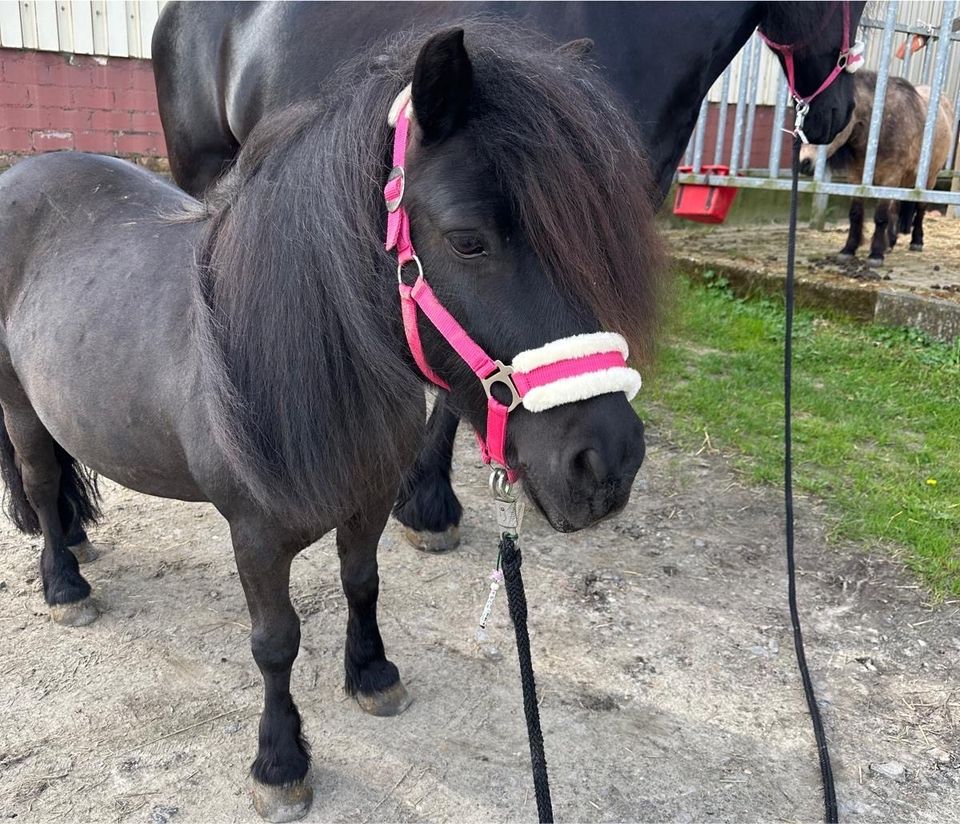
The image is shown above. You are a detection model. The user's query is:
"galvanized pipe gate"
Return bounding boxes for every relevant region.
[679,0,960,211]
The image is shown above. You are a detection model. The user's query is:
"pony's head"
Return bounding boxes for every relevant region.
[193,24,662,532]
[397,28,663,531]
[761,1,867,144]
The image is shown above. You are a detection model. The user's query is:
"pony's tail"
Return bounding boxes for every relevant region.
[0,408,101,536]
[897,201,916,235]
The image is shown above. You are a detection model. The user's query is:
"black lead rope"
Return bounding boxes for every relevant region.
[785,136,838,823]
[500,533,554,823]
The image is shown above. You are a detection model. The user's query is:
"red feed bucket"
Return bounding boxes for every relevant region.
[673,164,738,224]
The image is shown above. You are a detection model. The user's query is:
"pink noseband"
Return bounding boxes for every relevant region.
[384,86,641,479]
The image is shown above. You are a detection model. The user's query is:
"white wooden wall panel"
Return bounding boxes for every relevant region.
[0,0,164,57]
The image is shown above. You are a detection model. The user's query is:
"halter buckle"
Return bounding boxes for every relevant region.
[481,361,522,411]
[385,166,405,212]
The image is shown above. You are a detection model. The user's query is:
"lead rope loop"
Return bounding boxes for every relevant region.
[489,468,553,823]
[786,136,838,824]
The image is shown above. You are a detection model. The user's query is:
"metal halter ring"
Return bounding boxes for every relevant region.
[397,254,424,285]
[385,166,405,213]
[489,467,517,502]
[480,361,522,412]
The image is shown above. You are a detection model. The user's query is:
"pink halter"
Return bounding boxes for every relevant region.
[758,1,864,109]
[384,86,641,479]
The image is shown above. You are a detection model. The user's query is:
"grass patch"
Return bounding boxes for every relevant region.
[636,275,960,597]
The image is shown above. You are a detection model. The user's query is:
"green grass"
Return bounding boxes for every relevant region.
[635,275,960,598]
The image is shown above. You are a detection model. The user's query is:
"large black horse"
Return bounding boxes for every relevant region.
[152,1,865,551]
[0,25,662,822]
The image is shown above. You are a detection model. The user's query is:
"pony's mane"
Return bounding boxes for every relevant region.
[189,22,663,527]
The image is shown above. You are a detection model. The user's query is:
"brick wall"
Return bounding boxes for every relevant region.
[690,103,793,172]
[0,48,166,162]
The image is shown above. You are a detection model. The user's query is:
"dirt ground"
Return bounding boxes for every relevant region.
[663,210,960,300]
[1,426,958,823]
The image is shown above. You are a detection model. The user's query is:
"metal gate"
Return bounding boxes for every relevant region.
[677,0,960,212]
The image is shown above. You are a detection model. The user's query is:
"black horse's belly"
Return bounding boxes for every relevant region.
[0,154,211,502]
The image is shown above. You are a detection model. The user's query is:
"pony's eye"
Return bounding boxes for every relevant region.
[447,233,487,259]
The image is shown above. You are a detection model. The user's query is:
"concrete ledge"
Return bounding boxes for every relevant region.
[672,254,960,342]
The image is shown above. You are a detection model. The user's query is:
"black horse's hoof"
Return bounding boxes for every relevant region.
[836,251,856,261]
[68,539,100,564]
[402,525,460,552]
[50,597,99,627]
[356,681,413,717]
[249,778,313,823]
[867,257,885,267]
[909,242,923,252]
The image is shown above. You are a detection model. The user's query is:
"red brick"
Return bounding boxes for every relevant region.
[130,67,157,92]
[39,107,91,131]
[29,84,71,108]
[0,128,33,152]
[0,84,29,106]
[71,86,115,110]
[130,111,162,132]
[46,60,92,88]
[2,57,49,86]
[114,88,158,112]
[1,105,44,130]
[74,129,115,153]
[33,130,75,151]
[91,109,131,131]
[115,131,160,154]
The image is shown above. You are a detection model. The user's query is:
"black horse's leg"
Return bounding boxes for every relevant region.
[910,204,927,251]
[231,520,312,823]
[3,404,97,626]
[340,487,411,716]
[392,394,463,552]
[63,507,99,564]
[868,199,891,265]
[839,197,864,258]
[887,200,899,249]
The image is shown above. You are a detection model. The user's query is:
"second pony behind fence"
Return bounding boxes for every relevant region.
[800,70,955,265]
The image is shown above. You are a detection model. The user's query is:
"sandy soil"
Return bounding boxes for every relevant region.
[663,211,960,299]
[0,427,958,823]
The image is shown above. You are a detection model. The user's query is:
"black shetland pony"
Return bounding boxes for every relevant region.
[153,1,865,552]
[0,26,662,822]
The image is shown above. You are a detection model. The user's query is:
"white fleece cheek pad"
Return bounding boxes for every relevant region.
[512,332,642,413]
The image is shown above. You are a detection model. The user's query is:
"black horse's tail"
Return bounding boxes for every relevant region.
[0,409,101,535]
[897,201,916,235]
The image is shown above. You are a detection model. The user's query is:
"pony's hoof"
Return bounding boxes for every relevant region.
[867,257,885,267]
[356,681,413,717]
[836,251,856,260]
[68,539,100,564]
[402,525,460,552]
[249,778,313,823]
[909,242,923,252]
[50,597,99,627]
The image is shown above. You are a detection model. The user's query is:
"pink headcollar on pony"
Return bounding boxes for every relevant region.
[758,1,864,123]
[383,85,641,479]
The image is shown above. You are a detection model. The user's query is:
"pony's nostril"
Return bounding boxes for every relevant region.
[572,447,608,484]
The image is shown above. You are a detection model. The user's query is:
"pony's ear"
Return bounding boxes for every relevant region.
[412,28,473,144]
[557,38,594,59]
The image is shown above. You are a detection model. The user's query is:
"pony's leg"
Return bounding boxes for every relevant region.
[887,201,899,249]
[392,394,463,552]
[868,200,892,265]
[3,406,97,626]
[231,521,312,823]
[838,198,864,258]
[64,510,99,564]
[340,487,411,717]
[910,204,927,251]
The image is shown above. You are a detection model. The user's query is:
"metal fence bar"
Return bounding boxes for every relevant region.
[862,1,900,186]
[916,0,957,190]
[674,171,960,205]
[741,35,761,169]
[729,38,752,175]
[768,72,788,177]
[810,145,831,229]
[691,96,709,173]
[713,67,732,166]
